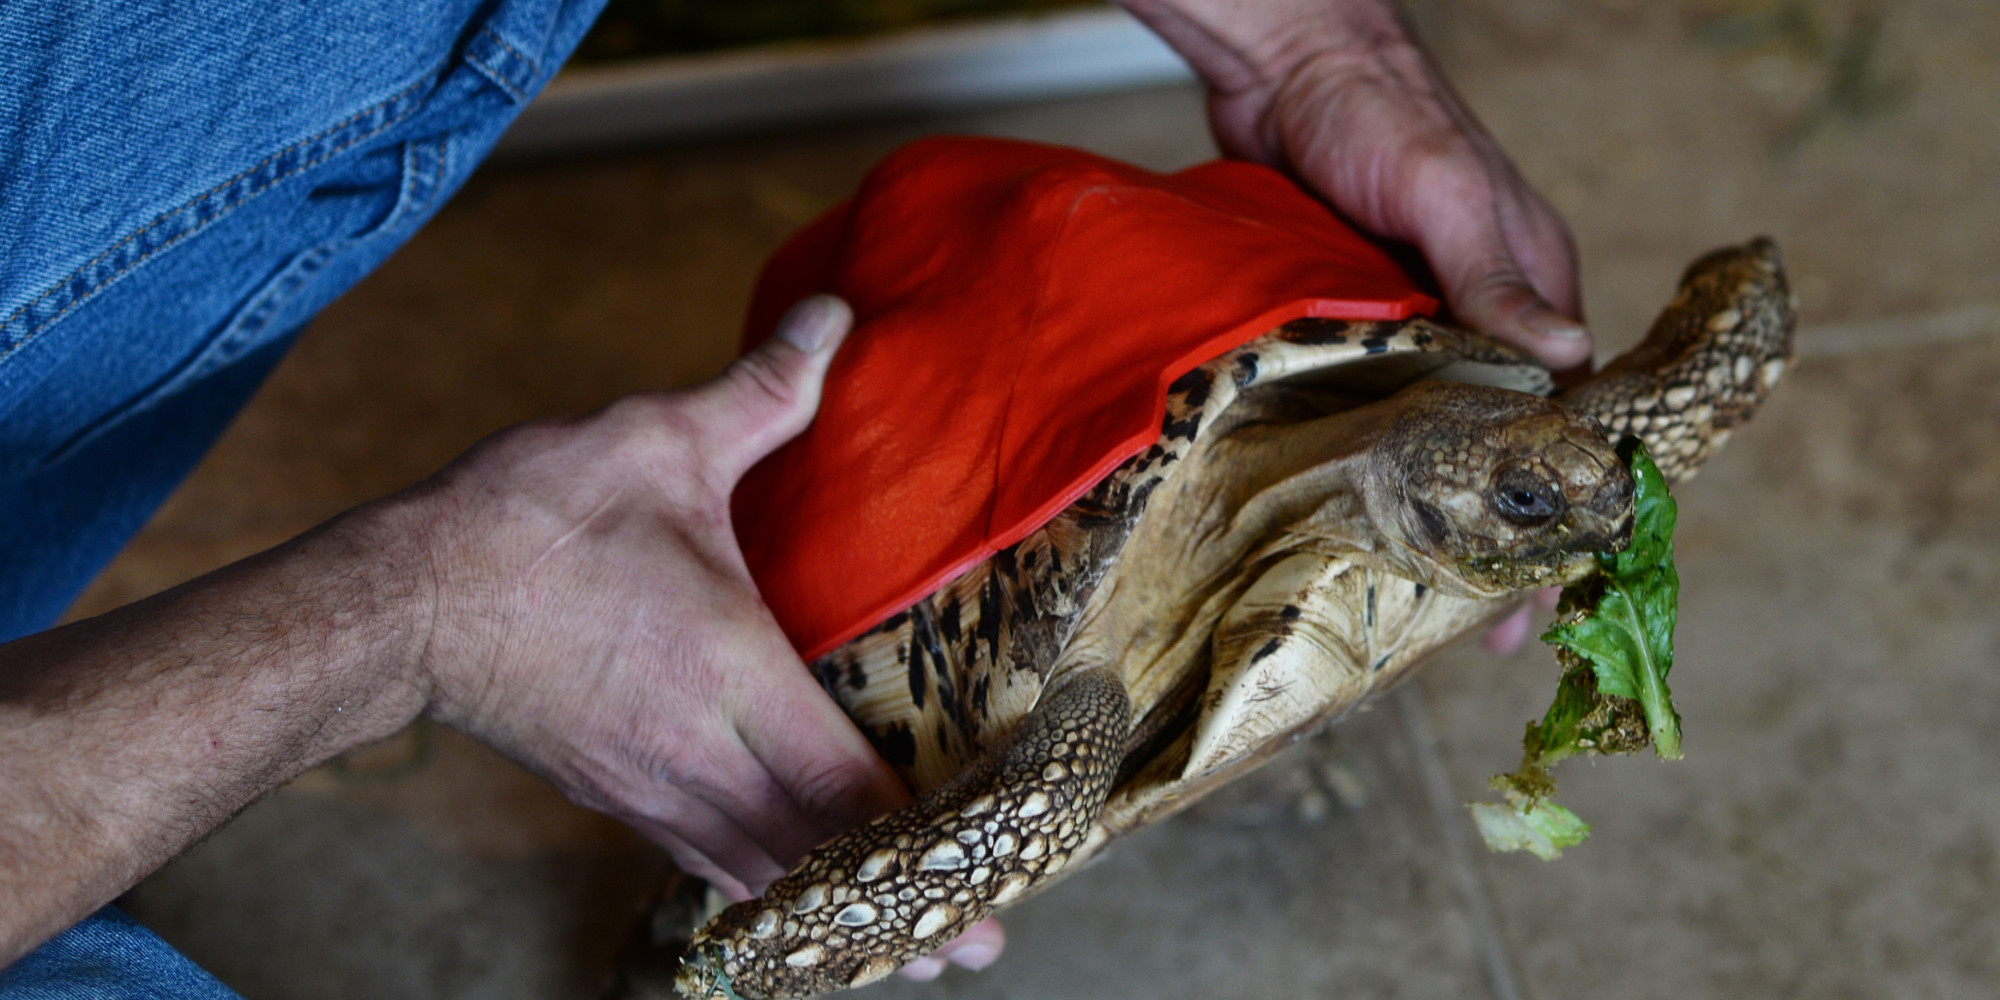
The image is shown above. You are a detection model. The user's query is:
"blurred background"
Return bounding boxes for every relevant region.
[75,0,2000,996]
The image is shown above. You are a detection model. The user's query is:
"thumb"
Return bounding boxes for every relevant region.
[1447,259,1593,371]
[681,295,855,486]
[1406,172,1592,370]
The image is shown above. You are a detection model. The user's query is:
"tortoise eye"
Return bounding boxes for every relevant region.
[1491,472,1563,526]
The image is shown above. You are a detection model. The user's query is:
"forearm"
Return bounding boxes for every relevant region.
[0,500,434,964]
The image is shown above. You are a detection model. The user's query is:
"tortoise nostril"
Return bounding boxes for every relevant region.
[1601,470,1636,509]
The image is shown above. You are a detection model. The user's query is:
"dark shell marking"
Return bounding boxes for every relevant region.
[683,314,1584,999]
[824,357,1239,792]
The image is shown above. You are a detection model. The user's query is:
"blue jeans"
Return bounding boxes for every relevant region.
[0,0,607,990]
[0,909,237,1000]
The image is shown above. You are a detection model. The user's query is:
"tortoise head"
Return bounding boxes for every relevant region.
[1364,380,1634,598]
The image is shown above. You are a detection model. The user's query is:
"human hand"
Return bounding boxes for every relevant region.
[394,296,1001,971]
[1117,0,1588,653]
[1120,0,1591,370]
[1243,16,1582,651]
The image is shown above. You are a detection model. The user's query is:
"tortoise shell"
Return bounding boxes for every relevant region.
[814,315,1554,837]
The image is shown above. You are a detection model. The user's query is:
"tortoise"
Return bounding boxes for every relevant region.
[674,237,1796,999]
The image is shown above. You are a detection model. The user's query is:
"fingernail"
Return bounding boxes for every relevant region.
[775,294,850,353]
[948,944,1000,971]
[898,957,946,981]
[1520,312,1593,370]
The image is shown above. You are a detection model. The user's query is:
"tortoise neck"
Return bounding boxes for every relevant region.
[1195,402,1396,570]
[1071,399,1393,714]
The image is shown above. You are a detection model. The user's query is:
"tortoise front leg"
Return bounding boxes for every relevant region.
[676,667,1131,1000]
[1560,237,1795,484]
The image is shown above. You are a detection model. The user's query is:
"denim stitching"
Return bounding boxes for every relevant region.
[0,76,419,328]
[218,244,338,359]
[33,132,455,468]
[400,137,445,224]
[468,26,535,103]
[479,24,541,81]
[37,243,343,468]
[0,70,440,365]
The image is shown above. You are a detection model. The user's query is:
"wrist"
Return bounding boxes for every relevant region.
[331,487,456,730]
[318,495,447,735]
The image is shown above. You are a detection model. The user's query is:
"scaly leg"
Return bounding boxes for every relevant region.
[1561,237,1796,484]
[676,667,1131,999]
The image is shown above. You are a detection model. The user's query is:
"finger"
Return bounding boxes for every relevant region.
[1481,603,1534,656]
[1534,585,1562,612]
[682,725,854,868]
[678,295,856,487]
[1403,164,1592,370]
[729,641,913,854]
[896,916,1006,981]
[898,957,947,981]
[643,597,909,867]
[1496,182,1584,321]
[626,797,788,896]
[628,816,764,902]
[934,917,1005,970]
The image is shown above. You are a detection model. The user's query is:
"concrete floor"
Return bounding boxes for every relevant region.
[73,0,2000,997]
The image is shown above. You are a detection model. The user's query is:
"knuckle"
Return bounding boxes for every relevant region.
[587,395,735,510]
[604,396,702,462]
[471,415,580,466]
[1404,141,1500,213]
[726,348,808,412]
[601,391,680,431]
[1460,259,1537,302]
[785,752,894,827]
[1401,124,1482,170]
[627,714,734,802]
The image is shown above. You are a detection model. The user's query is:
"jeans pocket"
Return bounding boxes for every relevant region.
[35,137,448,471]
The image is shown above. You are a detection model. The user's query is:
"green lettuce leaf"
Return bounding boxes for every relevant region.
[1468,797,1591,862]
[1540,438,1682,760]
[1471,439,1682,859]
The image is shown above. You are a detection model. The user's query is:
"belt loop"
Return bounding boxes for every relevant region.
[463,0,562,103]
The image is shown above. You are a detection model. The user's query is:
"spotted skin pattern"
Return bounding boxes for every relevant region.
[666,240,1795,999]
[677,670,1129,999]
[1563,237,1795,484]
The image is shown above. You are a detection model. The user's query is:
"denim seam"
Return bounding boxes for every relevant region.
[401,137,446,225]
[469,25,537,103]
[229,244,339,348]
[37,242,343,469]
[480,25,541,80]
[34,133,450,468]
[0,68,443,367]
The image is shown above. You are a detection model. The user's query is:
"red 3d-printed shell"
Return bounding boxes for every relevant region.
[733,137,1435,661]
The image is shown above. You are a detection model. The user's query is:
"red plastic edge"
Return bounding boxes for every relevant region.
[787,291,1429,662]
